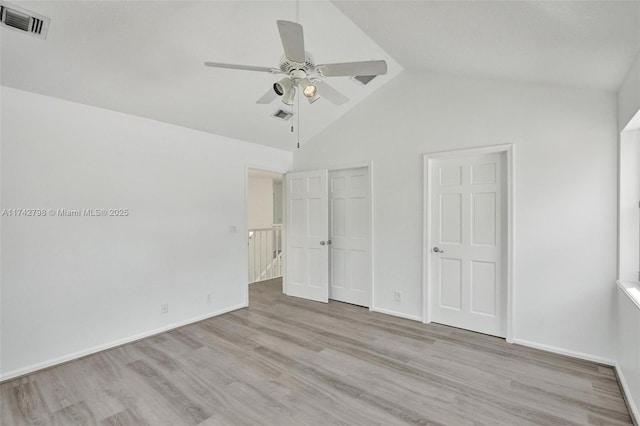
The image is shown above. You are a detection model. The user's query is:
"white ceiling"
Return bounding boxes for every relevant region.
[0,1,402,151]
[2,1,639,152]
[333,0,640,91]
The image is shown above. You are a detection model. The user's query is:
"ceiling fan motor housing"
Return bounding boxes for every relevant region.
[279,52,315,75]
[274,52,317,105]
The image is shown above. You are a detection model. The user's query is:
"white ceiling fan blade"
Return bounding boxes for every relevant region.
[256,88,278,104]
[315,80,349,105]
[204,62,282,74]
[317,60,387,77]
[277,20,305,63]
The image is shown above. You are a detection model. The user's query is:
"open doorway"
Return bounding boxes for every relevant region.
[247,168,284,304]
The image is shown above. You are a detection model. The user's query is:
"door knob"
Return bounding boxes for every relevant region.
[433,247,444,253]
[327,240,332,245]
[320,241,326,246]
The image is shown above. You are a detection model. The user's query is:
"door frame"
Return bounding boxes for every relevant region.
[422,144,514,342]
[244,164,288,307]
[289,161,374,310]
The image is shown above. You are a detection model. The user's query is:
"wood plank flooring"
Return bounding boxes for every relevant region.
[1,279,633,425]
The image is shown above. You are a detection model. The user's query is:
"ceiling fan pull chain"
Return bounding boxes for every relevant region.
[297,90,301,149]
[291,92,295,135]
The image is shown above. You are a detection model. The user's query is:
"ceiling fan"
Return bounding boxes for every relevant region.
[204,20,387,106]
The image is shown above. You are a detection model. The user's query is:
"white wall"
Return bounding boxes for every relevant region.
[273,180,283,225]
[248,176,274,229]
[293,71,618,362]
[619,52,640,131]
[0,87,292,379]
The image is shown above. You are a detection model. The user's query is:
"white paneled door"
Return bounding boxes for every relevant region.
[430,153,506,337]
[285,170,329,303]
[328,168,371,307]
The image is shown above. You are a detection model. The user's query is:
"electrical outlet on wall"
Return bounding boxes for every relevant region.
[394,291,402,302]
[160,304,168,314]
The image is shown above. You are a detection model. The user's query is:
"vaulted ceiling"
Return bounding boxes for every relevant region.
[2,1,639,151]
[0,1,403,151]
[334,0,640,91]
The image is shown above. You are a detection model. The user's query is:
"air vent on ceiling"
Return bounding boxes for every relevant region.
[272,109,293,121]
[0,2,50,39]
[350,75,377,86]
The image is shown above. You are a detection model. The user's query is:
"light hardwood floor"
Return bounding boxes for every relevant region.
[1,279,634,425]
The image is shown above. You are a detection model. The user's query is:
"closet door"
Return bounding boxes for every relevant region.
[430,153,506,337]
[284,170,329,303]
[328,167,370,307]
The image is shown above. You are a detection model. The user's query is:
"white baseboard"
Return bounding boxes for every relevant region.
[0,303,247,382]
[511,338,616,366]
[371,306,422,322]
[509,339,640,423]
[615,363,640,426]
[513,340,638,424]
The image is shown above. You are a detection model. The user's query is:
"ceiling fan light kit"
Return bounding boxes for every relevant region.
[305,89,320,104]
[274,77,296,106]
[300,78,317,97]
[204,20,388,108]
